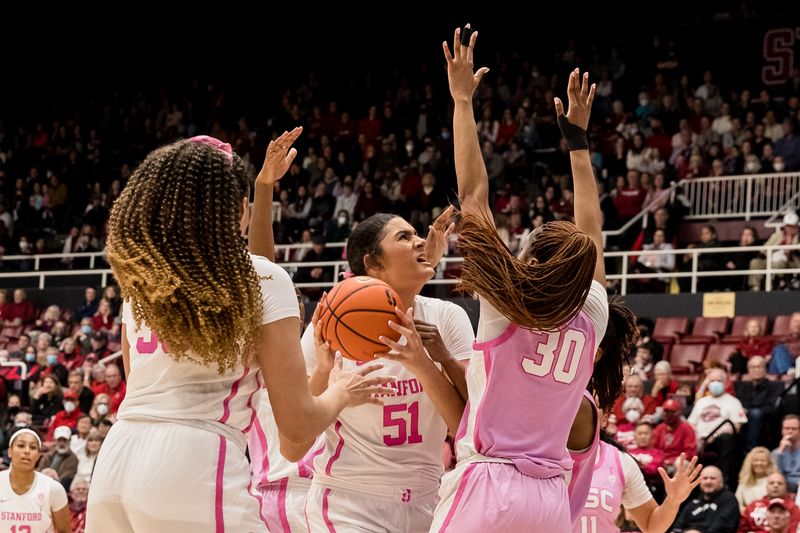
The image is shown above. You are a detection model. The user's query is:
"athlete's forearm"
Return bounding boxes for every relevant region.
[249,182,276,261]
[414,358,466,434]
[309,366,332,396]
[438,355,468,402]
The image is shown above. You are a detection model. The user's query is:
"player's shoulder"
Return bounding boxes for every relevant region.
[415,295,465,316]
[250,253,292,284]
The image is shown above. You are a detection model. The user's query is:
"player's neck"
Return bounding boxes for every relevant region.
[10,467,35,494]
[396,289,416,311]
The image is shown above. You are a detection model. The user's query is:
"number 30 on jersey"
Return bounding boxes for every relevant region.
[521,329,587,384]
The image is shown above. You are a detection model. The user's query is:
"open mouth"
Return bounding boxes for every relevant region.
[417,255,431,266]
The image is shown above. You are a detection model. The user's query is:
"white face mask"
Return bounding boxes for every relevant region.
[774,162,785,172]
[96,404,109,416]
[745,162,760,173]
[64,401,76,413]
[337,216,347,226]
[625,410,642,423]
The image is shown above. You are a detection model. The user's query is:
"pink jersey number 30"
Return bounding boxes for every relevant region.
[521,328,587,384]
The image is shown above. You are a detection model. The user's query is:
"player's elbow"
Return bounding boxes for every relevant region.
[279,433,314,462]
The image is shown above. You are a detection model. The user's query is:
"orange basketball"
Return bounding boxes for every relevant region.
[318,276,402,362]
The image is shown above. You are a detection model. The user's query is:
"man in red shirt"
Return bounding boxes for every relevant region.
[46,389,82,440]
[2,288,37,326]
[612,374,658,420]
[653,398,698,472]
[94,363,126,414]
[739,473,800,533]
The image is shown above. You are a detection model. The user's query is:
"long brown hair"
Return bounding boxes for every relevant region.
[105,139,262,373]
[457,211,596,331]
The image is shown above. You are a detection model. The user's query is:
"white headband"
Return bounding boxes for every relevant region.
[9,428,42,449]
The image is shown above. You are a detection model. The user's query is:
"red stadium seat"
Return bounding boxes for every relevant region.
[773,315,792,337]
[722,315,768,344]
[705,344,737,372]
[0,326,22,340]
[681,317,729,344]
[653,317,689,345]
[668,344,707,375]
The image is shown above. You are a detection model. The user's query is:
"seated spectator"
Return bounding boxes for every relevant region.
[631,228,675,293]
[93,363,125,415]
[740,473,800,533]
[74,433,102,484]
[627,421,664,477]
[60,338,84,371]
[67,370,93,415]
[76,287,98,320]
[85,331,111,361]
[766,497,796,533]
[773,415,800,492]
[46,390,82,441]
[2,288,37,326]
[749,211,800,291]
[101,285,122,317]
[731,321,776,375]
[35,305,62,333]
[91,298,118,338]
[41,346,68,387]
[734,356,783,451]
[736,446,778,510]
[653,399,697,472]
[69,415,93,456]
[671,466,739,533]
[612,375,658,421]
[88,362,106,396]
[30,375,64,427]
[648,360,679,406]
[96,418,113,438]
[38,425,79,491]
[615,397,644,450]
[88,393,111,425]
[631,343,657,382]
[688,368,748,483]
[771,312,800,375]
[74,318,94,355]
[68,477,89,533]
[723,225,760,291]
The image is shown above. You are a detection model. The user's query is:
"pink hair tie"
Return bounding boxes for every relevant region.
[187,135,233,162]
[341,271,355,279]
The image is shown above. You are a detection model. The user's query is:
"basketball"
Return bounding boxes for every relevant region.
[318,276,402,362]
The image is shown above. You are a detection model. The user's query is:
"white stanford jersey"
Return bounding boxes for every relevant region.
[248,387,325,485]
[0,470,68,533]
[302,295,474,496]
[118,254,300,449]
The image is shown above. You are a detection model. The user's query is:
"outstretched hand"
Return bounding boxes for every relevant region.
[659,453,702,503]
[442,24,490,103]
[554,69,596,131]
[256,126,303,186]
[424,205,455,269]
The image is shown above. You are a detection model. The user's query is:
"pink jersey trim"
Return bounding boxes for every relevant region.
[252,417,271,487]
[473,323,518,351]
[247,475,269,528]
[322,487,336,532]
[472,345,494,453]
[278,477,291,532]
[454,401,470,447]
[215,435,227,532]
[611,443,625,487]
[244,373,262,433]
[324,421,344,477]
[298,443,325,479]
[219,365,249,424]
[438,463,477,532]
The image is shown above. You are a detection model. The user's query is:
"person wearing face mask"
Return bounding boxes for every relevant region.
[38,425,79,492]
[41,347,68,387]
[47,391,83,441]
[772,155,787,173]
[615,397,645,450]
[688,368,748,484]
[653,399,698,474]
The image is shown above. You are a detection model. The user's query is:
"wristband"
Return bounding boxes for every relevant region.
[557,114,588,151]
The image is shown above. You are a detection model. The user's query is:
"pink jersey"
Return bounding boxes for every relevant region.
[574,441,625,533]
[301,295,474,498]
[248,387,325,485]
[568,391,601,526]
[118,254,299,451]
[455,281,608,479]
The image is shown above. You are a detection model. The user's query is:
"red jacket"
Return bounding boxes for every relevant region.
[739,494,800,533]
[628,446,665,476]
[94,381,127,413]
[736,336,776,358]
[653,419,698,465]
[613,394,658,421]
[46,409,82,440]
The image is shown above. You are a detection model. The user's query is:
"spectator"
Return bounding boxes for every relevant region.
[68,477,89,533]
[628,421,664,477]
[764,497,797,533]
[771,312,800,375]
[739,473,800,533]
[648,360,679,405]
[95,363,125,415]
[88,393,111,424]
[101,286,122,317]
[613,169,645,222]
[773,415,800,492]
[631,343,656,381]
[69,415,93,456]
[671,465,739,533]
[723,226,760,291]
[774,119,800,171]
[613,375,658,421]
[734,356,783,450]
[91,298,118,337]
[749,212,800,291]
[86,331,111,361]
[41,346,68,387]
[74,433,102,484]
[736,446,778,510]
[688,368,748,483]
[2,288,37,326]
[731,324,776,376]
[653,399,698,472]
[30,375,64,426]
[60,338,83,371]
[75,287,98,320]
[38,425,78,491]
[46,390,82,441]
[67,370,93,415]
[95,418,113,439]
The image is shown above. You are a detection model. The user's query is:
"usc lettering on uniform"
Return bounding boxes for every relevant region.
[584,488,615,512]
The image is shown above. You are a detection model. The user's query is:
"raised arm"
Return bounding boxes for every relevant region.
[554,70,605,283]
[443,25,491,217]
[249,127,302,260]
